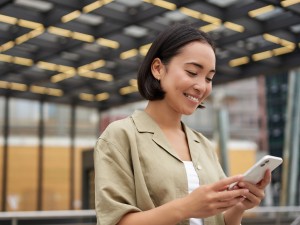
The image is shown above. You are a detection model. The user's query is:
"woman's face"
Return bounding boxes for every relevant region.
[152,41,216,115]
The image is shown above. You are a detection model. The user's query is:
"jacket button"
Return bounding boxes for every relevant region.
[197,165,202,170]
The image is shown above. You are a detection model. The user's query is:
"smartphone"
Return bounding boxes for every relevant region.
[229,155,283,189]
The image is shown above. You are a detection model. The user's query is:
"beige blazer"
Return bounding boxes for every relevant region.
[94,110,227,225]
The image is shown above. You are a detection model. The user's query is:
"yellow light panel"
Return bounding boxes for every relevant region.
[119,86,138,95]
[10,82,27,91]
[0,14,17,24]
[93,72,113,81]
[152,0,176,10]
[13,57,33,66]
[0,80,9,88]
[129,79,137,87]
[79,93,94,101]
[201,14,221,24]
[89,59,106,70]
[281,0,300,7]
[200,23,221,32]
[120,49,138,59]
[273,46,294,56]
[229,56,249,67]
[252,50,273,61]
[139,43,152,56]
[97,38,120,49]
[179,7,202,19]
[61,10,81,23]
[72,32,94,42]
[15,33,30,45]
[37,61,59,71]
[224,21,245,32]
[47,88,63,96]
[0,54,13,63]
[1,41,15,52]
[248,5,275,18]
[48,26,72,37]
[31,85,47,94]
[18,19,43,29]
[96,92,109,101]
[83,1,103,13]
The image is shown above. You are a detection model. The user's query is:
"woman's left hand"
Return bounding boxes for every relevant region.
[234,169,272,211]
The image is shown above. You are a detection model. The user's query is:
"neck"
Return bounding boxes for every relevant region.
[144,100,182,130]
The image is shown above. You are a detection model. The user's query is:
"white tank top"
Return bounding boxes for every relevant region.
[183,161,204,225]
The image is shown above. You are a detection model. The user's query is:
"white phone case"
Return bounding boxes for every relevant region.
[229,155,283,189]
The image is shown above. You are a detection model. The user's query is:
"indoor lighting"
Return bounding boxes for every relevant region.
[201,14,221,24]
[200,23,221,32]
[93,72,113,81]
[224,21,245,32]
[18,19,43,29]
[179,7,202,19]
[273,46,294,56]
[57,65,75,72]
[47,88,63,96]
[129,79,137,87]
[139,43,152,56]
[13,56,33,66]
[248,5,275,18]
[229,56,249,67]
[252,50,273,61]
[0,14,17,24]
[95,92,109,101]
[119,86,138,95]
[10,82,27,91]
[153,0,176,10]
[97,38,119,49]
[61,10,81,23]
[37,61,58,71]
[281,0,300,7]
[88,59,106,70]
[120,49,138,59]
[83,1,103,13]
[15,33,31,45]
[47,26,72,38]
[263,33,281,44]
[79,93,94,101]
[0,54,13,63]
[51,73,75,83]
[30,85,47,94]
[72,32,94,42]
[1,41,15,52]
[0,81,9,89]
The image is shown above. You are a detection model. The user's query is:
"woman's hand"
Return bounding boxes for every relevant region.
[180,175,249,219]
[233,169,272,211]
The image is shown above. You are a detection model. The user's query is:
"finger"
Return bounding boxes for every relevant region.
[257,169,272,189]
[215,188,249,201]
[214,196,245,209]
[238,182,265,198]
[212,175,243,191]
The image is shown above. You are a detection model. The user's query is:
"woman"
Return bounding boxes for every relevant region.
[94,23,271,225]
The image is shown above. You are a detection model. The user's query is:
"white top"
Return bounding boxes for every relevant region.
[183,161,204,225]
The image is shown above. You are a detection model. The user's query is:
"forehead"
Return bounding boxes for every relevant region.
[174,41,216,66]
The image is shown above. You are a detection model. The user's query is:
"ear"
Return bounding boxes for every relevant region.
[151,58,165,80]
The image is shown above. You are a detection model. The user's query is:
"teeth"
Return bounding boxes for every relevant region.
[185,94,199,103]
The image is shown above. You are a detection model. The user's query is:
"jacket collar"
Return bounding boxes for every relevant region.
[131,110,202,162]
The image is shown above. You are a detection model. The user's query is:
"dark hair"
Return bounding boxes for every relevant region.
[137,23,215,100]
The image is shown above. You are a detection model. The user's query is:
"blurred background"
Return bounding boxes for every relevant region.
[0,0,300,224]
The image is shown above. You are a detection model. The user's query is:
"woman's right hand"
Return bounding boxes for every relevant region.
[179,175,248,219]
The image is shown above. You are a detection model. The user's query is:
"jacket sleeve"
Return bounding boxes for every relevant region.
[94,135,141,225]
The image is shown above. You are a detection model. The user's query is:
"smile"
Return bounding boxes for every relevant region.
[184,93,200,103]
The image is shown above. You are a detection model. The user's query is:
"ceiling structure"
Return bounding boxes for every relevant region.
[0,0,299,110]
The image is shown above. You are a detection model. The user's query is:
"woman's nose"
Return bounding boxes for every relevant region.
[193,80,206,92]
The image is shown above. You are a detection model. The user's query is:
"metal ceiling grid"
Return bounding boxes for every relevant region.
[0,0,299,110]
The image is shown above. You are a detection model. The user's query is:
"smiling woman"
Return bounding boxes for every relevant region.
[94,23,271,225]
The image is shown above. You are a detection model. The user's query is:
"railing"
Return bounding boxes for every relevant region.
[0,206,299,225]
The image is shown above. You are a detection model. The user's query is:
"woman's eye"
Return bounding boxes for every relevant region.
[206,77,213,82]
[186,71,197,76]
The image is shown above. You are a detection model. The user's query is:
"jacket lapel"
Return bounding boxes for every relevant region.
[132,110,180,160]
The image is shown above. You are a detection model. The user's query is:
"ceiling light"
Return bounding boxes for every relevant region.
[79,93,94,101]
[0,14,17,24]
[97,38,120,49]
[51,73,75,83]
[144,0,176,10]
[96,92,109,101]
[0,80,9,89]
[47,26,72,37]
[263,33,281,44]
[10,82,27,91]
[281,0,300,7]
[37,61,59,71]
[120,49,138,59]
[47,88,63,96]
[61,10,81,23]
[252,50,273,61]
[273,46,294,56]
[229,56,249,67]
[224,21,245,32]
[83,1,103,13]
[93,72,113,81]
[200,23,221,33]
[14,0,53,12]
[1,41,15,52]
[18,19,43,29]
[139,43,152,56]
[248,5,275,18]
[179,7,202,19]
[201,14,222,24]
[13,56,33,66]
[119,86,138,95]
[0,54,13,63]
[72,32,94,42]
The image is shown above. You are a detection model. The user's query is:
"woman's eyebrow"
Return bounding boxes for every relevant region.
[186,62,216,73]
